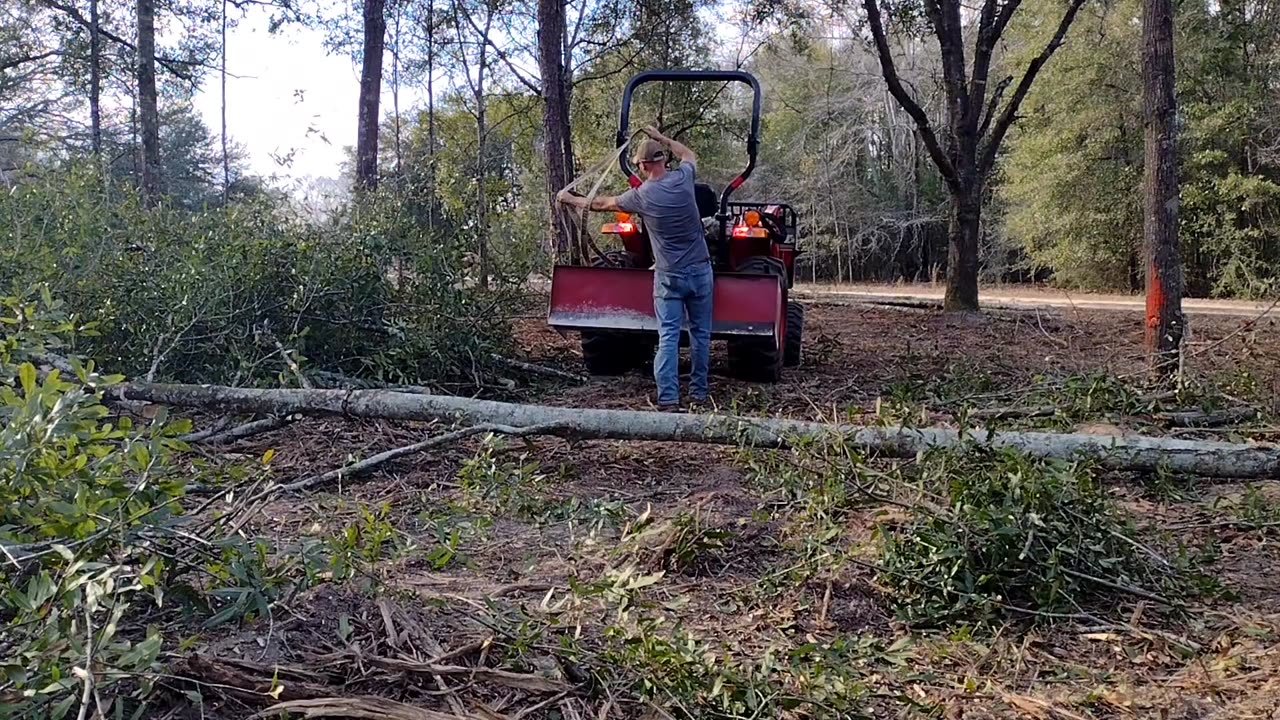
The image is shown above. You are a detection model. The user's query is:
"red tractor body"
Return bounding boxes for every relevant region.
[547,71,804,381]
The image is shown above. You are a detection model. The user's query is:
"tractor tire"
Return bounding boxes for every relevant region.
[783,301,805,367]
[581,251,649,376]
[726,256,785,383]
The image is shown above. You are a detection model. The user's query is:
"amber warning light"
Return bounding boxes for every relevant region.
[601,213,636,234]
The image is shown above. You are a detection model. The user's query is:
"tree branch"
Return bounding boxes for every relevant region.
[924,0,969,129]
[861,0,959,190]
[966,0,1021,133]
[978,75,1012,139]
[279,421,567,493]
[460,3,542,95]
[36,0,199,83]
[0,50,61,73]
[978,0,1086,175]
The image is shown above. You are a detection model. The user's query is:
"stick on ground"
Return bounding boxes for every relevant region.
[279,421,566,493]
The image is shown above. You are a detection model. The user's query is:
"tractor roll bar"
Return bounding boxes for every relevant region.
[616,70,763,259]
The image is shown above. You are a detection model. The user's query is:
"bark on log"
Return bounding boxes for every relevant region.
[114,383,1280,478]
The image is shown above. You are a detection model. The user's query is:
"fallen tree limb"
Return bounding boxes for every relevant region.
[178,416,233,443]
[115,383,1280,478]
[184,654,336,702]
[489,354,586,383]
[365,656,570,693]
[200,415,293,445]
[281,422,566,493]
[965,405,1060,421]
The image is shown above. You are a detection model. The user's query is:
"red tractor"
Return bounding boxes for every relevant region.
[547,70,803,382]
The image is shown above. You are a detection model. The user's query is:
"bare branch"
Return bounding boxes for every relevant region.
[978,0,1087,175]
[36,0,200,83]
[978,75,1012,139]
[861,0,959,189]
[279,421,567,493]
[924,0,970,126]
[460,2,542,95]
[967,0,1021,132]
[0,50,60,72]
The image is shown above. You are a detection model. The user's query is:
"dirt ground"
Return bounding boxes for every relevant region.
[170,300,1280,720]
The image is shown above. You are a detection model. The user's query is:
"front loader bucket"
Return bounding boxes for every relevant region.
[547,265,784,349]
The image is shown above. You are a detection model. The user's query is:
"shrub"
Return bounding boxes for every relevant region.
[0,292,314,717]
[0,165,513,387]
[876,446,1180,625]
[0,295,189,716]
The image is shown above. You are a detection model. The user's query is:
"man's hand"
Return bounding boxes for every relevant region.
[642,125,696,166]
[642,125,669,143]
[557,189,622,213]
[557,188,587,208]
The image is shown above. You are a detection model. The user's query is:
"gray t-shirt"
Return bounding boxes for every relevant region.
[616,163,709,272]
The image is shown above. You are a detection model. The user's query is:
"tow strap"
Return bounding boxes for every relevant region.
[554,129,646,266]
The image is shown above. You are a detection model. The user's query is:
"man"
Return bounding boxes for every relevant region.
[556,126,711,409]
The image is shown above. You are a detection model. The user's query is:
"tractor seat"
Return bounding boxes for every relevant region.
[694,183,718,219]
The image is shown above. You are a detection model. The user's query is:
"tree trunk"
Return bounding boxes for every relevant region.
[476,91,489,288]
[944,183,981,311]
[89,0,102,163]
[426,0,436,231]
[392,8,402,176]
[220,0,229,204]
[116,382,1280,479]
[1142,0,1185,379]
[473,8,493,289]
[136,0,160,205]
[537,0,574,259]
[356,0,386,191]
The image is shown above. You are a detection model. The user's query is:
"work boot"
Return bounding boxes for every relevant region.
[647,396,685,413]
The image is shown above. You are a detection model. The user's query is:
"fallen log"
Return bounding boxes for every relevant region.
[115,383,1280,479]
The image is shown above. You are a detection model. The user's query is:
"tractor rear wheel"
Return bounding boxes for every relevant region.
[726,256,785,383]
[784,301,804,367]
[581,251,651,376]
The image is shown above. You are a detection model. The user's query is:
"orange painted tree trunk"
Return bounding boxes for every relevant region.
[1142,0,1185,379]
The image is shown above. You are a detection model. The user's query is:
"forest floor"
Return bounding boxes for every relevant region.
[169,299,1280,719]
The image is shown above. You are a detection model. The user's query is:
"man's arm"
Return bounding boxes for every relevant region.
[556,189,623,213]
[643,126,696,166]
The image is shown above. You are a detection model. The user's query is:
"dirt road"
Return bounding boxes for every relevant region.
[798,283,1277,317]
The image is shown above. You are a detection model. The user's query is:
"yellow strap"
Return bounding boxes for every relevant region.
[556,130,647,265]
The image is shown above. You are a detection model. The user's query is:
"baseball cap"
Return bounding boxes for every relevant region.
[632,139,667,164]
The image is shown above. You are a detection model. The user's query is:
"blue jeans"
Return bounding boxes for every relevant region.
[654,263,713,405]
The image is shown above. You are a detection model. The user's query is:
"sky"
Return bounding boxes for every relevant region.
[189,4,742,187]
[190,8,423,183]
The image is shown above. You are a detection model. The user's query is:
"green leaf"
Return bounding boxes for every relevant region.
[19,363,36,394]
